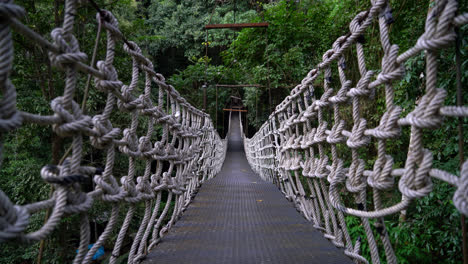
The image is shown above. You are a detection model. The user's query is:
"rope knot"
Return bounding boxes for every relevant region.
[301,158,313,177]
[365,105,401,139]
[157,113,173,125]
[123,40,141,55]
[94,61,122,92]
[454,160,468,216]
[288,155,302,171]
[124,41,155,73]
[373,44,404,87]
[347,118,369,149]
[118,85,142,111]
[169,119,182,132]
[347,71,375,98]
[328,159,345,184]
[326,120,345,144]
[332,36,347,55]
[314,88,333,110]
[136,176,152,194]
[155,73,165,82]
[399,149,433,199]
[138,136,153,158]
[0,190,29,243]
[285,114,298,129]
[90,115,121,149]
[416,32,456,52]
[63,189,93,214]
[313,122,327,144]
[50,97,92,137]
[329,81,351,104]
[346,159,366,193]
[349,11,368,35]
[313,156,329,179]
[153,141,165,155]
[120,128,138,153]
[318,49,334,69]
[398,88,446,129]
[41,162,93,214]
[97,10,120,36]
[49,28,87,68]
[93,174,126,202]
[121,176,138,199]
[303,103,316,118]
[152,173,170,191]
[368,154,394,190]
[414,0,457,52]
[301,72,317,88]
[306,128,317,145]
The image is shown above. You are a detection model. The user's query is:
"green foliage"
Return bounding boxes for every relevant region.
[1,0,467,263]
[144,0,258,63]
[346,181,463,264]
[392,181,462,263]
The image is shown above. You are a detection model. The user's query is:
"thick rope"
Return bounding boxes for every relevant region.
[243,0,468,263]
[0,1,227,263]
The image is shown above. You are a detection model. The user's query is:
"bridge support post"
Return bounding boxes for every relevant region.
[456,25,468,264]
[203,83,207,111]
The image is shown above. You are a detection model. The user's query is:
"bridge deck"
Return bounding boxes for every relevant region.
[143,113,352,264]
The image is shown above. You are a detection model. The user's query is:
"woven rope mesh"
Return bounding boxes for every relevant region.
[0,0,468,263]
[0,1,226,263]
[243,0,468,263]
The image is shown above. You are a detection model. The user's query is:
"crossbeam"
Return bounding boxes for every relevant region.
[223,108,248,112]
[216,84,264,88]
[205,22,269,30]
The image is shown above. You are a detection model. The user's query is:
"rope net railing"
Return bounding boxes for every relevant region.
[243,0,468,263]
[0,0,227,263]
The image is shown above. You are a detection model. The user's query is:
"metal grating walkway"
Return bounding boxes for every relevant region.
[143,113,352,264]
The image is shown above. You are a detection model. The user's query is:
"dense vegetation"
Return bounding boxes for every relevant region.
[0,0,466,263]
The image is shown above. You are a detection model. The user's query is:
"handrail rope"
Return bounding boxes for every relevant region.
[0,1,227,264]
[242,1,468,263]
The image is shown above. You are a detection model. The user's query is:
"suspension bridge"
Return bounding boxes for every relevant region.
[0,0,467,263]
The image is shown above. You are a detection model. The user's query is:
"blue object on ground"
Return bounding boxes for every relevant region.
[75,244,105,260]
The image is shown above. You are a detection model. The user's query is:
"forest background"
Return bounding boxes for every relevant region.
[0,0,467,263]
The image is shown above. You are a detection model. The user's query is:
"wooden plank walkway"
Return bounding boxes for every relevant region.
[143,113,352,264]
